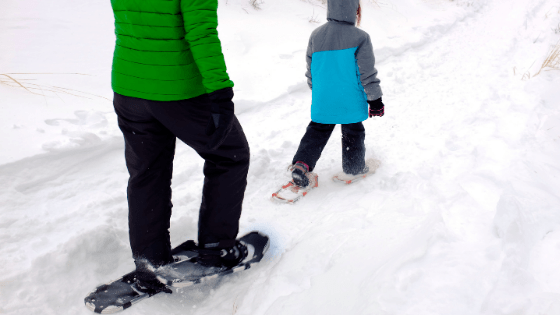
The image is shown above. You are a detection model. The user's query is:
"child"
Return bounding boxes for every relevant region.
[290,0,384,191]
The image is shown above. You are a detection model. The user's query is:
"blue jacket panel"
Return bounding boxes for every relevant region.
[311,47,368,124]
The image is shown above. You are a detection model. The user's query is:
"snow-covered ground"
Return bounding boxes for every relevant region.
[1,0,560,314]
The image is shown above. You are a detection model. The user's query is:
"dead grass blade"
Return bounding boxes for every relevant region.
[249,0,261,10]
[534,40,560,76]
[0,74,42,95]
[0,73,110,101]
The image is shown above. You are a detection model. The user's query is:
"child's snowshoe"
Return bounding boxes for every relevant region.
[271,162,318,204]
[332,158,381,184]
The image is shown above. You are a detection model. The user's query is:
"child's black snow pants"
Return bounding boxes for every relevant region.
[292,121,366,175]
[113,93,250,267]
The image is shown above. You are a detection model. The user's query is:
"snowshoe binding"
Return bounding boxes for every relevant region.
[155,231,269,288]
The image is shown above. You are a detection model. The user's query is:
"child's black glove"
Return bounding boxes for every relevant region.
[206,87,235,150]
[368,98,384,117]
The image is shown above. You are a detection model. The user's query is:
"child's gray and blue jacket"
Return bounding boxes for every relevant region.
[306,0,382,124]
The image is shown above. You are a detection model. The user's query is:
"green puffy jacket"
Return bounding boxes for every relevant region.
[110,0,234,101]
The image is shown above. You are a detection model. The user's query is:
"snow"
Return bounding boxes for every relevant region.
[1,0,560,314]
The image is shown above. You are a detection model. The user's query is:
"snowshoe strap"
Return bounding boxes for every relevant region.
[175,240,197,251]
[200,239,236,250]
[293,161,309,173]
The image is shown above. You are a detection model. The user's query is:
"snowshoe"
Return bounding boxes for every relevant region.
[332,158,381,184]
[271,163,318,204]
[83,232,268,313]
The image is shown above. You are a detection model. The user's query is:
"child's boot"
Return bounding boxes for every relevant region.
[291,161,318,189]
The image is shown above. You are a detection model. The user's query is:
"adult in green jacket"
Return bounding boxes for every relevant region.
[110,0,250,293]
[111,0,233,101]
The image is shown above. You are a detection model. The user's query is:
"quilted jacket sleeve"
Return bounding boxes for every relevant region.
[181,0,234,94]
[356,34,382,101]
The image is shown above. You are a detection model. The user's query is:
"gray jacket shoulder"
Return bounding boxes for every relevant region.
[308,22,369,53]
[305,22,382,101]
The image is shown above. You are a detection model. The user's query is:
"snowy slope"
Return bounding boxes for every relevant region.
[1,0,560,314]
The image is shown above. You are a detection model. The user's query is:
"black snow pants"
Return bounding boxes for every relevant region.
[113,93,250,267]
[292,121,366,175]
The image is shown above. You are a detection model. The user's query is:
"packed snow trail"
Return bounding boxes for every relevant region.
[1,0,560,314]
